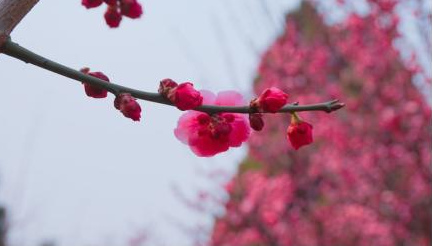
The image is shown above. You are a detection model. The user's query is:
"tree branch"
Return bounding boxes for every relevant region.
[1,39,345,115]
[0,0,39,47]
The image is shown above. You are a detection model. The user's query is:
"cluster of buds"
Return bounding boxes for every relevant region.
[80,70,315,155]
[80,68,142,121]
[249,87,288,131]
[81,0,143,28]
[249,87,313,150]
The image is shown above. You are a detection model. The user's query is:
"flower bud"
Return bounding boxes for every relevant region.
[82,0,103,8]
[81,70,110,99]
[287,113,313,150]
[249,113,264,131]
[167,82,203,111]
[256,87,288,113]
[158,78,178,96]
[114,93,142,121]
[104,6,122,28]
[121,0,143,19]
[104,0,117,5]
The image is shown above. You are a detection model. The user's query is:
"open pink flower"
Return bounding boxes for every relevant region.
[174,91,250,157]
[287,113,313,150]
[255,87,288,113]
[114,93,142,121]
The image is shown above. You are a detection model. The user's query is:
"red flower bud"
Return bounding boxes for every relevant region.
[256,87,288,113]
[81,70,110,99]
[104,0,117,5]
[249,113,264,131]
[121,0,143,19]
[82,0,103,8]
[287,113,313,150]
[167,82,203,111]
[104,6,122,28]
[114,93,142,121]
[158,78,178,96]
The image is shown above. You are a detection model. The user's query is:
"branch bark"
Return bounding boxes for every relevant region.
[0,0,39,47]
[2,39,345,114]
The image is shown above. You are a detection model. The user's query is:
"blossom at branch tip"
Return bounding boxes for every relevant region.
[174,91,250,157]
[252,87,288,113]
[287,112,313,150]
[114,93,142,121]
[80,68,110,98]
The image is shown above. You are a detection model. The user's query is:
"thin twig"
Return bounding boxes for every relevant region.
[1,38,345,115]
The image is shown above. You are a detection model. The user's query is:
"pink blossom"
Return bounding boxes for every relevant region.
[174,91,250,157]
[209,2,431,246]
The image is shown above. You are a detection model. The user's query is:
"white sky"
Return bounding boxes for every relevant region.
[0,1,300,245]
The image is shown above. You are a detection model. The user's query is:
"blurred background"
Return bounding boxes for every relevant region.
[0,0,430,246]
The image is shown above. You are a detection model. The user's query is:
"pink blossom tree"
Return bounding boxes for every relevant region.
[210,1,431,246]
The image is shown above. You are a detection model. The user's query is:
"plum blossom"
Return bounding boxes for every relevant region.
[210,2,430,245]
[174,91,250,157]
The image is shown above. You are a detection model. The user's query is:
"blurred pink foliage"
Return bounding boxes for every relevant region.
[209,1,431,245]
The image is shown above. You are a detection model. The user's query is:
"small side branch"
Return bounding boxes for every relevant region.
[1,39,345,115]
[0,0,39,46]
